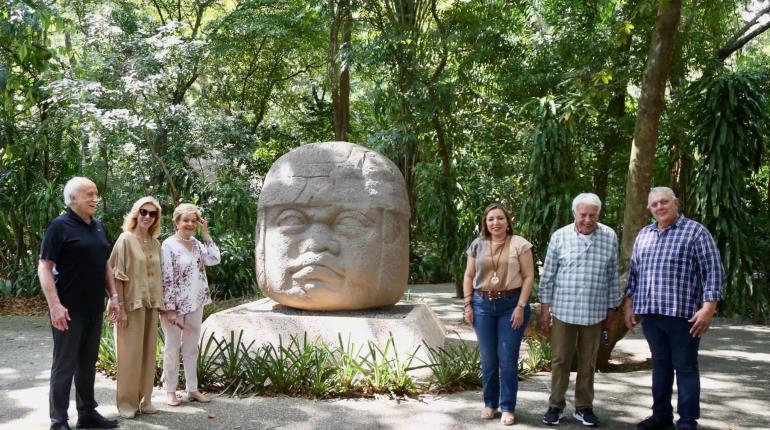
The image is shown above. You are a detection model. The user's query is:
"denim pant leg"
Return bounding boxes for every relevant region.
[666,317,701,428]
[473,292,529,413]
[474,295,501,409]
[642,315,676,421]
[497,299,529,412]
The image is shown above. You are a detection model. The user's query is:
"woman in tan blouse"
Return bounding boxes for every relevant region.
[463,203,535,426]
[108,196,164,418]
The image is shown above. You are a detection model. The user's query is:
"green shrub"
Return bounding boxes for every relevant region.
[418,339,482,392]
[100,328,556,400]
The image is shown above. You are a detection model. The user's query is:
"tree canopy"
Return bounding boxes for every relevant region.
[1,0,769,320]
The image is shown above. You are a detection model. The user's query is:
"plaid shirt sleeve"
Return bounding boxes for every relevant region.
[607,231,622,308]
[538,232,560,305]
[625,234,641,299]
[694,228,724,302]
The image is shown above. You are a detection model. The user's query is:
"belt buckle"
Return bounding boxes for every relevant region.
[489,291,502,300]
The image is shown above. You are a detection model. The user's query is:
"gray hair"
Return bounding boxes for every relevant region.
[572,193,602,213]
[647,186,677,208]
[63,177,93,207]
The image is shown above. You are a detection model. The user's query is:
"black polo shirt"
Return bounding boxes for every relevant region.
[39,209,111,317]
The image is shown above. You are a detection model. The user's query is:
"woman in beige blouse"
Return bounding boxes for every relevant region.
[463,203,534,426]
[108,196,164,418]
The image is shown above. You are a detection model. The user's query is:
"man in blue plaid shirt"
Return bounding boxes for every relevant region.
[624,187,724,430]
[539,193,622,427]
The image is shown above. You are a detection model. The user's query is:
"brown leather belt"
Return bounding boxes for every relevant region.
[474,289,519,300]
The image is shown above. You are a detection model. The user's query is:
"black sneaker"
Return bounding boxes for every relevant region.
[542,406,564,426]
[75,411,118,429]
[636,416,674,430]
[573,408,599,426]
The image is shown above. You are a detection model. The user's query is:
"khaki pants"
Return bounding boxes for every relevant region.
[549,317,602,410]
[115,307,159,415]
[161,307,204,393]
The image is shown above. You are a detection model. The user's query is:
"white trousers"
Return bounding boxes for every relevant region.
[160,307,203,393]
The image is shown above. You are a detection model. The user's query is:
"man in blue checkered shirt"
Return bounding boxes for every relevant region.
[624,187,724,430]
[538,193,622,427]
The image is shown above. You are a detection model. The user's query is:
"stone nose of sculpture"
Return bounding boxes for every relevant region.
[299,224,341,255]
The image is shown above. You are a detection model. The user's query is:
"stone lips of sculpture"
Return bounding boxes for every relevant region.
[255,141,410,311]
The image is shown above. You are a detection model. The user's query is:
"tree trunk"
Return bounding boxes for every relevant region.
[599,0,682,371]
[619,0,681,273]
[594,86,628,205]
[330,0,351,141]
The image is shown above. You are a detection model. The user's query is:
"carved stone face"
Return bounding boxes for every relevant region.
[256,142,410,311]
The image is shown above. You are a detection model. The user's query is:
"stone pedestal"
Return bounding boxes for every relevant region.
[201,299,447,363]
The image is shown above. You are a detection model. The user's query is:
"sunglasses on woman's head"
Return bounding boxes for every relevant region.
[139,208,158,218]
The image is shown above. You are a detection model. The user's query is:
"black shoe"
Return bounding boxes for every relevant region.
[636,415,674,430]
[573,408,600,426]
[542,406,564,426]
[75,411,118,429]
[51,422,72,430]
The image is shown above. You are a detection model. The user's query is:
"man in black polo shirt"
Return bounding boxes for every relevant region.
[38,177,120,430]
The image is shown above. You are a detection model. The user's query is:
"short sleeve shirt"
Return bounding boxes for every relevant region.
[467,235,533,291]
[39,209,111,316]
[109,232,164,312]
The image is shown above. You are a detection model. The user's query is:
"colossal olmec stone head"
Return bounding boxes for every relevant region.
[255,141,410,311]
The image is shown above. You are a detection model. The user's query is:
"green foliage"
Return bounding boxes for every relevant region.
[2,0,769,322]
[97,326,542,399]
[518,96,585,261]
[96,319,118,378]
[418,339,482,392]
[519,335,553,377]
[688,70,769,320]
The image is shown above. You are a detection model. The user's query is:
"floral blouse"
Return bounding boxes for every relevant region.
[161,236,221,314]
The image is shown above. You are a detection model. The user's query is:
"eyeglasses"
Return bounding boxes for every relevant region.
[139,208,158,218]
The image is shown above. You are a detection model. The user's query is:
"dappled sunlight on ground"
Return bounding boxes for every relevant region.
[2,287,769,429]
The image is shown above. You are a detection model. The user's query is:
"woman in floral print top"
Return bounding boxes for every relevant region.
[160,203,220,406]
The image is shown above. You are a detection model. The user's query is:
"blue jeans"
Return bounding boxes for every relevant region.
[642,314,701,429]
[473,290,530,413]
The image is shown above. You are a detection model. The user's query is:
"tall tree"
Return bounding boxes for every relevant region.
[619,0,682,270]
[329,0,352,140]
[600,0,682,369]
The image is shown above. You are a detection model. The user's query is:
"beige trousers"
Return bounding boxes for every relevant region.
[115,307,159,415]
[549,317,602,410]
[161,307,204,393]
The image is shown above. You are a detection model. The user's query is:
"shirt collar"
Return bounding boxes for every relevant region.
[66,208,92,225]
[572,223,596,238]
[652,214,685,232]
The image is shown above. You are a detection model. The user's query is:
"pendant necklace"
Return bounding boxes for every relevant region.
[489,237,506,286]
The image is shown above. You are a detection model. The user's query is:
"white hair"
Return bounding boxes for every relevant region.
[63,177,93,207]
[648,186,677,200]
[572,193,602,213]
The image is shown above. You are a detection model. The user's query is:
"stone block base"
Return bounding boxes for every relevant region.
[201,298,447,363]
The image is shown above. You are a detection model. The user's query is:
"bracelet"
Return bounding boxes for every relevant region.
[516,302,526,309]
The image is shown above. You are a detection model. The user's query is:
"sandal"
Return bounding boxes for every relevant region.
[188,391,211,403]
[481,407,496,420]
[501,412,515,426]
[166,392,180,406]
